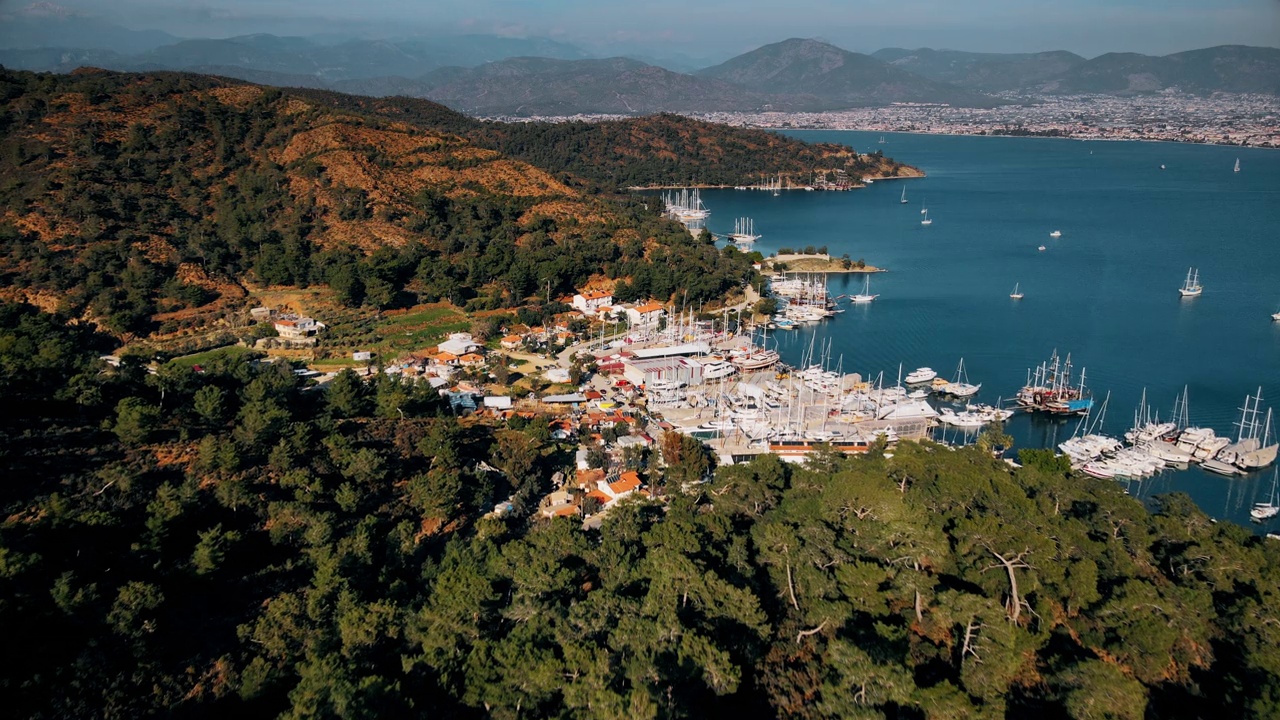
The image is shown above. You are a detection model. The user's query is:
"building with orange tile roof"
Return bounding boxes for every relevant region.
[572,289,614,315]
[604,471,642,499]
[625,301,666,326]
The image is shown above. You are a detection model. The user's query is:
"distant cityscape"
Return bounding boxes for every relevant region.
[487,92,1280,148]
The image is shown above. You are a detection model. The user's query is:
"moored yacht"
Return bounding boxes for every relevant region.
[904,367,937,385]
[935,358,981,398]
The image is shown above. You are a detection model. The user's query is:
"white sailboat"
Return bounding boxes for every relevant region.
[1010,282,1023,300]
[920,209,932,226]
[850,275,879,304]
[1234,158,1241,173]
[900,185,908,204]
[936,358,981,398]
[729,217,761,245]
[1178,267,1202,297]
[1253,469,1280,521]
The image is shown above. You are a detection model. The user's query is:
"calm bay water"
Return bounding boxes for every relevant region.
[702,132,1280,530]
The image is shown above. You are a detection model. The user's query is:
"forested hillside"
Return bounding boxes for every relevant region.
[0,68,911,341]
[1,303,1279,718]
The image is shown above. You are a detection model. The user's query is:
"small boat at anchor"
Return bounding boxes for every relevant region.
[1178,267,1202,298]
[849,275,879,304]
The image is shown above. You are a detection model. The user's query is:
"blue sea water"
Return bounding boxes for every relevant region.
[700,132,1280,530]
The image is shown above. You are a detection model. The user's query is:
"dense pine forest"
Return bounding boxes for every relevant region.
[2,302,1280,718]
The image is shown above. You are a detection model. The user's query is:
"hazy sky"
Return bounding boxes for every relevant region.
[21,0,1280,60]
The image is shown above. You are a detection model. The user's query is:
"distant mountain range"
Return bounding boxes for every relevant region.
[2,7,1278,116]
[697,38,993,108]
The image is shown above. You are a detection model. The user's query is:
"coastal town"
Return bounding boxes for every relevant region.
[489,91,1280,148]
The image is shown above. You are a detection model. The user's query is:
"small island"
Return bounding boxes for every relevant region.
[762,252,886,274]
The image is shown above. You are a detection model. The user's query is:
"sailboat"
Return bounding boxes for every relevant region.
[920,209,932,226]
[936,358,981,398]
[1010,283,1023,300]
[729,217,761,245]
[900,185,908,204]
[1253,469,1280,521]
[1178,267,1203,297]
[1234,158,1241,173]
[850,275,879,304]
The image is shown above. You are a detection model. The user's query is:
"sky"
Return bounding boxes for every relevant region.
[10,0,1280,62]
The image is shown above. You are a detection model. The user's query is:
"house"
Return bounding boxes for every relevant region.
[483,396,513,410]
[500,335,523,350]
[550,419,575,441]
[602,471,642,500]
[625,301,666,326]
[438,332,481,356]
[459,353,486,368]
[616,435,651,450]
[572,290,614,315]
[249,307,274,322]
[432,351,460,367]
[274,315,320,339]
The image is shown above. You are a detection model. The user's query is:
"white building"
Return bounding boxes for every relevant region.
[438,332,480,356]
[625,301,666,326]
[572,290,614,315]
[274,315,320,339]
[622,357,704,388]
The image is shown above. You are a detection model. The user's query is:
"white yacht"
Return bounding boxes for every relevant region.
[1049,230,1062,238]
[900,185,908,204]
[1235,158,1241,173]
[850,275,879,304]
[1010,282,1023,300]
[920,209,932,226]
[905,367,937,385]
[1178,267,1202,297]
[699,359,739,381]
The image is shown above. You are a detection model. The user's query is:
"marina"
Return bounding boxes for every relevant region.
[644,131,1280,531]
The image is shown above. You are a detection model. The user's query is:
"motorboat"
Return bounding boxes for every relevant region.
[1049,230,1062,238]
[905,367,937,384]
